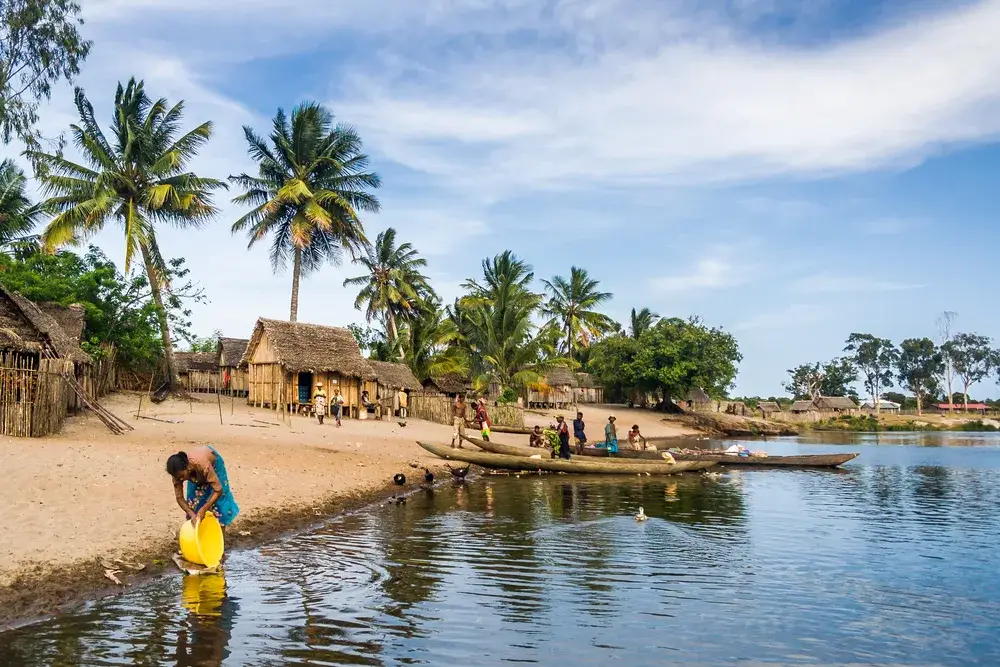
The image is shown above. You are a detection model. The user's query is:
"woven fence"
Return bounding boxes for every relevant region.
[408,394,524,428]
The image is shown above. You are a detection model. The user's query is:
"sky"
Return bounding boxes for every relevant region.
[8,0,1000,397]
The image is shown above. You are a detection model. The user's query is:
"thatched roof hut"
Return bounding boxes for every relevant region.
[37,303,86,342]
[217,337,249,368]
[244,318,374,378]
[542,366,578,388]
[423,373,472,395]
[814,396,858,412]
[0,285,90,364]
[370,360,421,391]
[175,352,217,374]
[576,372,598,388]
[789,400,816,413]
[686,387,712,404]
[758,400,782,414]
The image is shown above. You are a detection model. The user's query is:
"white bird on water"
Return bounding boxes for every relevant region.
[635,507,648,522]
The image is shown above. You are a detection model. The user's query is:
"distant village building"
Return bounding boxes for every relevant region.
[933,402,989,415]
[861,399,901,413]
[527,367,577,408]
[758,401,783,417]
[217,337,249,397]
[422,373,473,397]
[573,373,604,404]
[175,352,217,392]
[243,318,375,417]
[683,387,714,412]
[790,396,860,415]
[370,360,421,418]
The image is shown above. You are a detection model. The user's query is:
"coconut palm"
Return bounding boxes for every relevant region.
[629,307,659,339]
[402,298,467,380]
[28,78,223,387]
[0,159,42,252]
[229,102,380,322]
[541,266,615,361]
[343,227,432,343]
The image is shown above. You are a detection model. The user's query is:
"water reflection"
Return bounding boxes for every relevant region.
[175,573,238,667]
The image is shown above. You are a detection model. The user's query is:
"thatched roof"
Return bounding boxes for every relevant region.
[370,360,421,390]
[758,401,782,412]
[576,372,599,388]
[37,303,86,341]
[217,337,248,367]
[175,352,217,373]
[815,396,858,411]
[0,285,91,363]
[543,366,578,387]
[790,400,817,412]
[686,387,712,403]
[244,318,374,379]
[423,373,472,394]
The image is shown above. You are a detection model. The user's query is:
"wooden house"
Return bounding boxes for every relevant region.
[861,399,901,414]
[789,400,818,414]
[758,401,783,417]
[175,352,218,392]
[370,360,421,417]
[814,396,859,414]
[573,373,604,404]
[0,285,92,437]
[217,337,249,397]
[527,366,577,408]
[422,373,473,397]
[244,318,375,418]
[683,387,714,412]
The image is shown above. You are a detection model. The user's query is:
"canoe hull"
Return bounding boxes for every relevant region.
[577,446,669,461]
[420,441,715,475]
[671,452,859,468]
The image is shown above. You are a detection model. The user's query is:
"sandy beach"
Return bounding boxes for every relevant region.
[0,393,698,624]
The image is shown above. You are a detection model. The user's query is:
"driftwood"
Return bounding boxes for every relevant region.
[419,441,715,475]
[137,415,182,424]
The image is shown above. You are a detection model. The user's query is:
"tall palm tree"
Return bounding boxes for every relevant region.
[629,307,659,339]
[343,227,432,343]
[0,158,42,252]
[541,266,615,361]
[28,79,223,387]
[230,102,380,322]
[403,297,467,380]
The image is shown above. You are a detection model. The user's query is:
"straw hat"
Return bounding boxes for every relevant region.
[608,414,617,420]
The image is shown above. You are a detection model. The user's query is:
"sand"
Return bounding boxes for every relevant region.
[0,394,698,624]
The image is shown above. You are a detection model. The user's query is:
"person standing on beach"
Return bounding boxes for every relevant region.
[475,398,492,441]
[333,389,345,427]
[166,446,240,531]
[451,395,467,448]
[573,411,587,454]
[314,383,327,425]
[398,389,408,419]
[604,415,619,454]
[556,415,571,459]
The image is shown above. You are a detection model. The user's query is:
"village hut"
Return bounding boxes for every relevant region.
[370,360,421,418]
[527,366,578,408]
[758,401,783,417]
[175,352,218,392]
[684,387,715,412]
[573,372,604,404]
[217,337,249,396]
[814,396,859,414]
[0,285,92,437]
[861,398,901,414]
[243,318,376,418]
[789,400,818,414]
[422,373,473,397]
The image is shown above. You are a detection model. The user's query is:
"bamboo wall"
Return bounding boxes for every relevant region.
[527,386,575,408]
[219,367,248,396]
[246,363,366,418]
[407,394,525,427]
[0,351,73,437]
[573,386,604,404]
[183,370,218,393]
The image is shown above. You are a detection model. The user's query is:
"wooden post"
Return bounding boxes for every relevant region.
[216,375,223,425]
[137,372,154,420]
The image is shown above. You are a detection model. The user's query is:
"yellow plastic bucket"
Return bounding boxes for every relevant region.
[179,513,225,568]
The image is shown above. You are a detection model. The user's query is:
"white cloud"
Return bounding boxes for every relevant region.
[649,248,752,292]
[790,273,924,294]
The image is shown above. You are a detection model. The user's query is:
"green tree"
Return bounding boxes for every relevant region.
[402,298,466,380]
[628,307,658,339]
[230,102,380,322]
[188,330,222,353]
[844,333,899,414]
[943,333,998,412]
[0,158,41,250]
[896,337,943,415]
[587,334,638,402]
[0,0,91,148]
[783,358,856,400]
[343,227,432,344]
[28,78,223,388]
[541,266,615,361]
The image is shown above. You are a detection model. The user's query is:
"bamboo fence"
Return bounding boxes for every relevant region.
[408,394,524,427]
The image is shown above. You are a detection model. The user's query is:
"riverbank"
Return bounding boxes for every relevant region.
[808,414,1000,433]
[1,396,700,627]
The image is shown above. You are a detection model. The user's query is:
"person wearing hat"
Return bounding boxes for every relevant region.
[555,415,571,459]
[313,383,327,425]
[604,415,619,454]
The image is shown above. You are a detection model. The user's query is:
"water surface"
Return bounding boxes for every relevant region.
[2,436,999,666]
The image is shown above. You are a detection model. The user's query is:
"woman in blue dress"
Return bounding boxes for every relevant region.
[166,446,240,531]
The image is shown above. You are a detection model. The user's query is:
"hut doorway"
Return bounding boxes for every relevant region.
[297,372,313,404]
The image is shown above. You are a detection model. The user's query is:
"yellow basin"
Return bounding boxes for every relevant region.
[178,513,224,568]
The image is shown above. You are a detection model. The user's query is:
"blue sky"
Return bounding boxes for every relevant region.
[12,0,1000,397]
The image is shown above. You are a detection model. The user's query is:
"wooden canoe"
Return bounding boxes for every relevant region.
[462,435,677,463]
[487,425,535,435]
[462,435,552,457]
[419,441,716,474]
[577,446,671,461]
[671,452,860,468]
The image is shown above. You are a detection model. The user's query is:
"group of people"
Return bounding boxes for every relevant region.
[528,413,650,458]
[312,385,410,426]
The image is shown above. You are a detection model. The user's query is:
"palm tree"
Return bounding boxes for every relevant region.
[629,307,659,339]
[541,266,615,360]
[0,159,42,252]
[343,227,432,343]
[230,102,380,322]
[403,298,467,380]
[28,79,223,388]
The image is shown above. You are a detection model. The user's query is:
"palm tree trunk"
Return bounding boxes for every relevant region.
[290,247,302,322]
[141,245,180,389]
[566,323,574,361]
[387,310,398,343]
[916,391,922,415]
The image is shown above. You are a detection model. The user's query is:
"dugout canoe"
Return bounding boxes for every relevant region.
[461,435,551,457]
[487,425,535,435]
[671,452,860,468]
[462,435,676,463]
[419,441,716,474]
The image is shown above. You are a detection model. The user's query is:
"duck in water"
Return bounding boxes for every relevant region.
[635,507,648,522]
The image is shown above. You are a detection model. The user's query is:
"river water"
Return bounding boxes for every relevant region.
[2,434,1000,666]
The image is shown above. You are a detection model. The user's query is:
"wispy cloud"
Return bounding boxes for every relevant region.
[790,273,924,294]
[649,248,753,292]
[734,303,826,332]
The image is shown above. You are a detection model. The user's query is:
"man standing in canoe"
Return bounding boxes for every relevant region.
[166,446,239,531]
[451,395,467,448]
[573,411,587,455]
[555,415,571,459]
[604,415,619,454]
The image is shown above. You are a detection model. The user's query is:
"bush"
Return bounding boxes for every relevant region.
[497,387,518,404]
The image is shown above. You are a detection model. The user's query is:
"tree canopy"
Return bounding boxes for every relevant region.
[896,337,943,414]
[844,333,899,414]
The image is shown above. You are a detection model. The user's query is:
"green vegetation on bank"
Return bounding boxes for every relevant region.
[811,415,1000,433]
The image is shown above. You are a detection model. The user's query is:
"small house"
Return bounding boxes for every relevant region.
[175,352,218,392]
[933,402,989,415]
[243,318,375,417]
[573,373,604,404]
[789,400,818,414]
[217,337,249,397]
[684,387,715,412]
[0,285,92,437]
[814,396,859,414]
[370,360,421,417]
[422,373,473,397]
[861,399,901,413]
[758,401,782,417]
[527,366,577,408]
